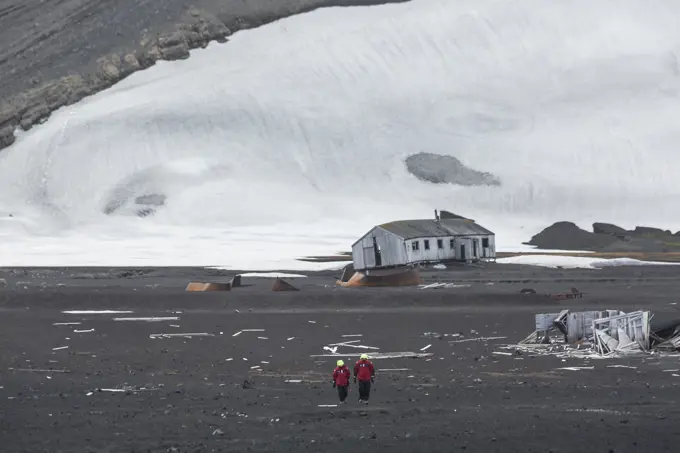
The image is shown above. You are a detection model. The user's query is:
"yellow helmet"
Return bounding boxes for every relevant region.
[337,359,344,367]
[360,354,369,360]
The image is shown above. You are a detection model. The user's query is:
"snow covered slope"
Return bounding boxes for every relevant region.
[1,0,680,268]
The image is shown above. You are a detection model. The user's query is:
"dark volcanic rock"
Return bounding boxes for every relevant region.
[599,237,669,253]
[0,127,15,148]
[0,0,407,153]
[525,221,619,251]
[630,226,672,237]
[405,152,501,186]
[592,222,627,237]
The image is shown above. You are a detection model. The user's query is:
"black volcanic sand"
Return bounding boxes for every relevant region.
[2,264,680,452]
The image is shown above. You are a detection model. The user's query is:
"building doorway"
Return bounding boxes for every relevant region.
[372,236,382,267]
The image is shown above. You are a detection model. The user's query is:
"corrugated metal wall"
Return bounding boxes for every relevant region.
[353,230,496,270]
[404,236,457,263]
[352,227,408,270]
[373,227,407,267]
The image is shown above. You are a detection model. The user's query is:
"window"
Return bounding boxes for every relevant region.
[449,238,455,249]
[482,237,490,248]
[424,240,430,250]
[437,239,443,249]
[412,240,420,251]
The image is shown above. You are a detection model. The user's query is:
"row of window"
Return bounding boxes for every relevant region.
[411,237,489,251]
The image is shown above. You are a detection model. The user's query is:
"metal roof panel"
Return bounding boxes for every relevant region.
[378,219,493,239]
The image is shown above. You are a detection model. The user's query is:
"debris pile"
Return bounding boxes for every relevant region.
[518,308,680,356]
[419,283,471,289]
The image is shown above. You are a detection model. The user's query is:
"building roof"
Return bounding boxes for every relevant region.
[377,219,494,240]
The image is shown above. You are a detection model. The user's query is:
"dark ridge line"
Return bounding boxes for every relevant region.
[0,0,410,152]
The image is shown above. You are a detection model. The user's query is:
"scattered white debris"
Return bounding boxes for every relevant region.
[329,340,361,346]
[226,358,233,362]
[73,329,95,333]
[557,367,594,371]
[318,404,337,408]
[239,272,307,278]
[424,332,462,338]
[420,344,432,351]
[9,368,68,373]
[52,346,69,351]
[492,351,513,356]
[565,408,628,415]
[286,379,303,383]
[342,334,363,338]
[53,322,81,326]
[323,346,338,354]
[149,333,214,339]
[663,369,679,372]
[433,264,446,269]
[99,388,127,392]
[607,365,637,369]
[380,368,410,372]
[420,283,471,289]
[170,325,180,328]
[328,343,379,350]
[86,392,93,396]
[287,337,295,341]
[243,358,248,361]
[450,336,507,344]
[62,310,133,314]
[673,374,680,377]
[261,361,269,364]
[250,365,261,369]
[258,337,268,340]
[308,321,316,324]
[113,317,179,322]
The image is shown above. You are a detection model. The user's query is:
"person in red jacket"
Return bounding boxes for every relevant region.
[332,359,351,403]
[353,353,375,404]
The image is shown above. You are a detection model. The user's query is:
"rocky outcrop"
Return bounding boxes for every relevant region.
[592,222,627,237]
[528,221,680,252]
[0,127,15,148]
[405,152,501,186]
[0,1,411,153]
[630,226,673,237]
[0,7,232,152]
[525,221,619,251]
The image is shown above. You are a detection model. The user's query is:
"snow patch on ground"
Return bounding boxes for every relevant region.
[497,255,680,269]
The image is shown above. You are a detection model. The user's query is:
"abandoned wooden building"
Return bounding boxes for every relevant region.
[351,214,495,271]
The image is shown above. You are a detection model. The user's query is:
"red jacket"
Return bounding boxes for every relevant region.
[333,365,351,387]
[354,359,375,382]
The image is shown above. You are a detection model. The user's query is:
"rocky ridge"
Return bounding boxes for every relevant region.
[526,221,680,252]
[0,7,231,151]
[0,1,408,153]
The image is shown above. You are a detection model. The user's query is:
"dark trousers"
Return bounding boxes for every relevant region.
[358,380,371,401]
[337,385,348,402]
